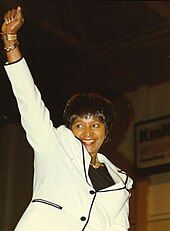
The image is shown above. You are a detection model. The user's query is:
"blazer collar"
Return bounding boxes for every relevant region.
[82,147,127,191]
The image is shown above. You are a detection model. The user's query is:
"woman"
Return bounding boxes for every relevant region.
[2,7,133,231]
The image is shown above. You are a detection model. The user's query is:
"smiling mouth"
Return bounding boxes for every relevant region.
[82,139,95,146]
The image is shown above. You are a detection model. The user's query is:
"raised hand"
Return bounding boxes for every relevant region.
[1,6,24,62]
[2,6,24,35]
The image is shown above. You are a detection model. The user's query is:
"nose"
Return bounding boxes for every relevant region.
[83,127,93,137]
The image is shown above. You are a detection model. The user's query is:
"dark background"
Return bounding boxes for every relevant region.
[0,1,170,127]
[0,1,170,230]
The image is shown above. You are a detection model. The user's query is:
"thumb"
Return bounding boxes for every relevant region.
[17,6,21,11]
[16,6,24,23]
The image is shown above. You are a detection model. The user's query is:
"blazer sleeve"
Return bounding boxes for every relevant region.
[111,195,130,230]
[4,58,53,153]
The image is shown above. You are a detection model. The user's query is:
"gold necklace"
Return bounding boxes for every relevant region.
[90,162,100,169]
[90,161,103,169]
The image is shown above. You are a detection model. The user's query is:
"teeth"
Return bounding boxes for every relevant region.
[82,140,94,145]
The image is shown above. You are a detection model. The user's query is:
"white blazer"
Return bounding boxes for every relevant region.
[5,58,133,231]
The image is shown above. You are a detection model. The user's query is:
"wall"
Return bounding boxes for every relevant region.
[0,81,169,230]
[119,81,170,231]
[0,124,33,231]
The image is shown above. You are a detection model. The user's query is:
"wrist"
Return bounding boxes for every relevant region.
[4,41,19,52]
[1,32,17,41]
[1,32,19,53]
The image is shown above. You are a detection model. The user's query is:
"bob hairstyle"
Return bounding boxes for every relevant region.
[63,93,116,137]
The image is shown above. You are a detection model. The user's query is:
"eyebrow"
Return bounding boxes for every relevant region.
[73,118,102,124]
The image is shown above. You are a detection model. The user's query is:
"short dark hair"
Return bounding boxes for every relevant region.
[63,93,116,137]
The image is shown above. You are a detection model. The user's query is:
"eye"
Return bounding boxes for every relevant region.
[76,124,83,128]
[93,123,99,128]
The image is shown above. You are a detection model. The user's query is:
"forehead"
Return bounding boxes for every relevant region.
[73,115,103,124]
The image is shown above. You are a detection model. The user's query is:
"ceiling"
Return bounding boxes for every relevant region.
[0,1,170,125]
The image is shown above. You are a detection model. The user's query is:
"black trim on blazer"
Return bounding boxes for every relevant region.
[81,142,92,187]
[74,136,89,183]
[82,193,97,231]
[32,199,62,210]
[124,174,128,187]
[80,138,130,230]
[97,186,126,193]
[118,169,129,190]
[81,143,88,182]
[4,56,23,66]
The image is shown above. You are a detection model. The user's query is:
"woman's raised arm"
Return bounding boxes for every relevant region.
[2,7,54,153]
[1,6,23,63]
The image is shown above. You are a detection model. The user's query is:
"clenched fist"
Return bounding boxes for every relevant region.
[1,6,24,35]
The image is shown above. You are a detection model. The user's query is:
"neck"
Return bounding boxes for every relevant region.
[90,155,103,169]
[90,154,98,165]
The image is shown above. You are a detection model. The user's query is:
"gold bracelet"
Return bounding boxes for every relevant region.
[1,33,17,41]
[4,41,19,52]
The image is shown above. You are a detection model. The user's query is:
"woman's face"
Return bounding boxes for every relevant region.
[71,116,106,158]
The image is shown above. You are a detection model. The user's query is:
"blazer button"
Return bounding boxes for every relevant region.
[80,216,86,221]
[89,190,95,194]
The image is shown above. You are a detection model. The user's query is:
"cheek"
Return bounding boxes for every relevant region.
[101,136,106,145]
[71,128,77,136]
[71,128,81,138]
[98,132,106,144]
[100,128,106,140]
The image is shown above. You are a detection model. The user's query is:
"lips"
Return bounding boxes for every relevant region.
[82,139,95,146]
